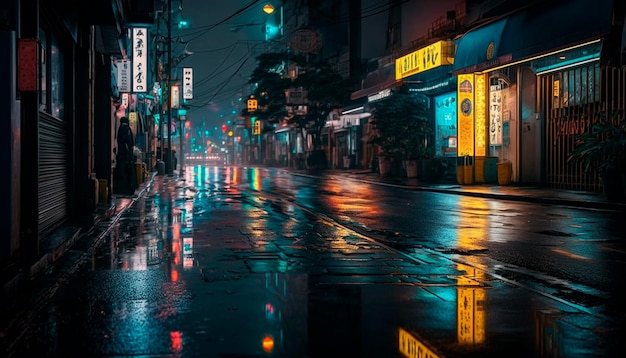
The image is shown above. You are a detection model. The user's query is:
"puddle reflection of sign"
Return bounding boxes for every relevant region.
[398,328,440,358]
[183,236,193,269]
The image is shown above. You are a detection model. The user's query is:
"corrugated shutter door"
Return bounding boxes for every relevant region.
[38,112,68,238]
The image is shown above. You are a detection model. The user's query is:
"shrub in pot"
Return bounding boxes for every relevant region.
[568,110,626,201]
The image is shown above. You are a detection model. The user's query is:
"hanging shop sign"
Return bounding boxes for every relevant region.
[112,59,131,94]
[489,85,503,145]
[183,67,193,99]
[132,27,148,92]
[457,74,474,157]
[395,40,455,80]
[171,84,180,109]
[457,73,488,157]
[474,74,488,157]
[17,38,39,92]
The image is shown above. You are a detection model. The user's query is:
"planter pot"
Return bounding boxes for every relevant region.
[601,168,626,202]
[403,159,418,178]
[456,156,474,185]
[378,156,392,177]
[497,161,512,185]
[420,159,434,181]
[484,157,499,184]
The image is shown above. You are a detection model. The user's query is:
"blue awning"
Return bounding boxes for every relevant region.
[403,64,457,96]
[453,0,613,74]
[453,18,509,74]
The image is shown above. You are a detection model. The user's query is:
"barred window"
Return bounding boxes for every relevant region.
[554,62,600,108]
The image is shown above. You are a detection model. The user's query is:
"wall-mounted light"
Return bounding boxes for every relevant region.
[263,4,275,14]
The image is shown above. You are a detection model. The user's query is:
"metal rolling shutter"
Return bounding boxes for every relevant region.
[38,112,68,237]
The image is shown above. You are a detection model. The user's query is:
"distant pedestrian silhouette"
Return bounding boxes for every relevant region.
[114,116,137,194]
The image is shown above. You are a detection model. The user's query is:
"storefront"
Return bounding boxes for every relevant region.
[451,0,616,189]
[2,0,136,262]
[350,57,401,169]
[328,110,370,169]
[396,40,457,170]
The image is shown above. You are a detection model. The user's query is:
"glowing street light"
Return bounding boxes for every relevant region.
[263,4,275,14]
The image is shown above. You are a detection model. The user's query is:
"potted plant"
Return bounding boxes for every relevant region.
[367,90,431,177]
[567,110,626,202]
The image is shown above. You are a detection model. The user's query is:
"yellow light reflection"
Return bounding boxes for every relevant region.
[262,335,274,353]
[251,167,262,191]
[321,180,382,219]
[455,196,489,345]
[398,327,440,358]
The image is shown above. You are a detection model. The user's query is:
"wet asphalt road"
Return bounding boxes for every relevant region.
[3,165,626,357]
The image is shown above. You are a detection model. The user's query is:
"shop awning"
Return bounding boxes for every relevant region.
[403,65,456,96]
[339,112,371,126]
[274,124,295,133]
[351,63,402,100]
[452,0,613,74]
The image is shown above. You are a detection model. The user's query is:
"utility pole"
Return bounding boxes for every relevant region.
[165,0,173,174]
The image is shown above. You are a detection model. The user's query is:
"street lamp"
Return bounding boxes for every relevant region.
[263,4,275,14]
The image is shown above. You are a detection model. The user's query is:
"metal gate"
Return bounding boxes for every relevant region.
[38,112,68,238]
[542,65,626,192]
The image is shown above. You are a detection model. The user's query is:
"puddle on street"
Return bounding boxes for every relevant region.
[9,169,624,357]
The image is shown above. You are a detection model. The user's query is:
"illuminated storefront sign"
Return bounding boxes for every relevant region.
[489,85,503,145]
[132,27,148,92]
[183,67,193,100]
[112,59,130,93]
[171,84,180,109]
[457,74,474,156]
[434,93,457,157]
[367,88,392,102]
[474,74,487,156]
[395,40,454,80]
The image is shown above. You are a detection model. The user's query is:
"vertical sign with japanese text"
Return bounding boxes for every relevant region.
[171,85,179,109]
[113,59,131,93]
[183,67,193,99]
[474,73,487,157]
[132,28,148,92]
[457,74,475,157]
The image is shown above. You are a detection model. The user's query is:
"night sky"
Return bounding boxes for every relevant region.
[176,0,458,128]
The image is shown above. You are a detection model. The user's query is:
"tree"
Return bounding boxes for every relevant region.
[290,61,352,165]
[248,51,353,166]
[367,89,431,161]
[247,52,295,124]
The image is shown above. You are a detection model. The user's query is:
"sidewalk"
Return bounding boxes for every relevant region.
[2,167,624,311]
[320,168,626,211]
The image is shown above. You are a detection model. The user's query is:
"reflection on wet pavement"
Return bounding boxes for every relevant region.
[6,166,624,357]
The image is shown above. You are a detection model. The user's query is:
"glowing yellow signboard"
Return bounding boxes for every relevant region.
[247,98,258,112]
[457,74,474,156]
[395,41,455,80]
[474,73,487,157]
[253,119,261,135]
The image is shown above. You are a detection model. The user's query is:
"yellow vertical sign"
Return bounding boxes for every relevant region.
[253,119,261,135]
[457,74,475,157]
[474,74,487,157]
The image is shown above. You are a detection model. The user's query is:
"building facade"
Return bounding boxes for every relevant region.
[1,0,154,268]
